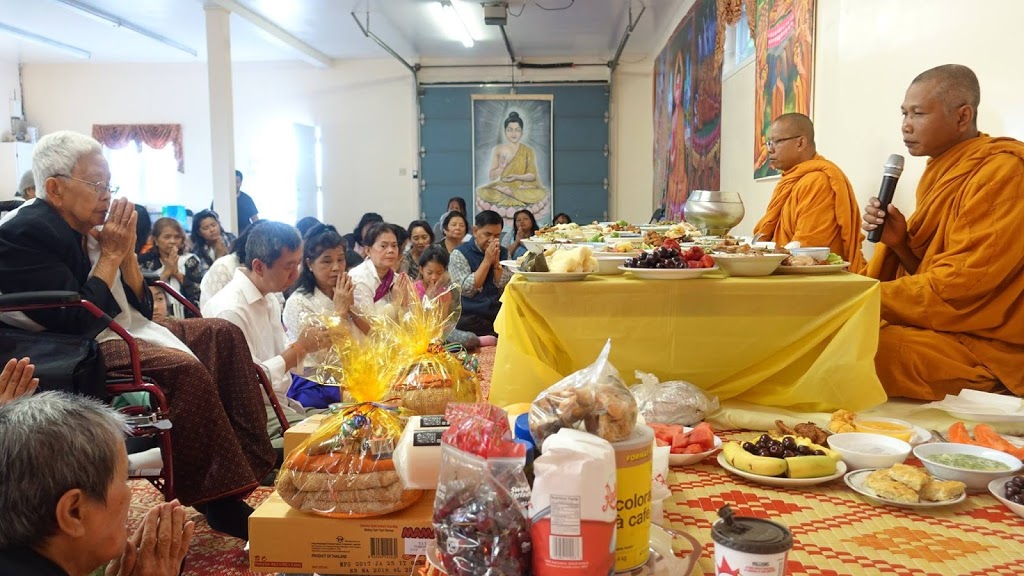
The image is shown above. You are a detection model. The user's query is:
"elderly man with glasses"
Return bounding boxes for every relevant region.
[752,112,867,272]
[0,131,275,541]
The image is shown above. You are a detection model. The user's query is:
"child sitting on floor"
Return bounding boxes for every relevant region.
[416,246,495,350]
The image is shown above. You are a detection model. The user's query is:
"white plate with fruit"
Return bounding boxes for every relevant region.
[650,423,722,466]
[775,262,851,275]
[718,434,847,487]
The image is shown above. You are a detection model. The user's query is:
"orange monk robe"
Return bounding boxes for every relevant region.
[867,136,1024,401]
[754,154,867,272]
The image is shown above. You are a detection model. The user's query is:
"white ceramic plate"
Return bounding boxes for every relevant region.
[775,262,851,275]
[844,468,967,509]
[716,453,847,487]
[988,477,1024,520]
[639,225,673,233]
[499,260,520,270]
[593,250,641,258]
[514,270,592,282]
[942,410,1024,423]
[620,265,718,280]
[668,429,723,467]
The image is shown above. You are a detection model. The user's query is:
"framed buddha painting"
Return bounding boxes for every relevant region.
[472,94,554,225]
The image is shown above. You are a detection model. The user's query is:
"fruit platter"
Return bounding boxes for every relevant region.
[650,422,722,466]
[620,245,718,280]
[718,433,847,487]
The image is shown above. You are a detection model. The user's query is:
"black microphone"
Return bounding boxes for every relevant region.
[867,154,905,243]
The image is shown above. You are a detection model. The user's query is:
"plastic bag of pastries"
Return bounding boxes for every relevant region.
[529,339,638,447]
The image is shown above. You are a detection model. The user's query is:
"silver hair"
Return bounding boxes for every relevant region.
[0,391,127,549]
[244,220,301,270]
[32,131,103,201]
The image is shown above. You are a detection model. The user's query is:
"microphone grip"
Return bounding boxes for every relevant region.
[867,175,899,243]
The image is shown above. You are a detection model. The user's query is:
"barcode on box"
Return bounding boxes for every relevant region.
[549,535,582,561]
[370,538,398,558]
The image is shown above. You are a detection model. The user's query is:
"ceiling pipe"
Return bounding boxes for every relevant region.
[351,11,419,77]
[609,0,646,71]
[499,25,516,63]
[0,21,91,59]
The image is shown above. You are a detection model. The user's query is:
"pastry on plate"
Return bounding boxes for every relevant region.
[919,478,966,502]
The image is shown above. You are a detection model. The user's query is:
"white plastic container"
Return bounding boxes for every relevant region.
[711,505,792,576]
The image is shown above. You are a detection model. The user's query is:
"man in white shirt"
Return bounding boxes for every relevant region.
[202,221,329,445]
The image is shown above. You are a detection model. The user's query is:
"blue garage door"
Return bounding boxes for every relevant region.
[419,84,609,228]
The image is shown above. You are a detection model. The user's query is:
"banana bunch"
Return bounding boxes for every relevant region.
[722,434,841,479]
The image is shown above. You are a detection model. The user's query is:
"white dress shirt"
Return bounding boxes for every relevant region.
[282,286,362,374]
[201,268,304,414]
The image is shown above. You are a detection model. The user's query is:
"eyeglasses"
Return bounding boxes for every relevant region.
[55,174,119,196]
[766,135,801,149]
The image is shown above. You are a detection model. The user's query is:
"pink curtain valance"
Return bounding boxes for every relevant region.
[92,123,184,173]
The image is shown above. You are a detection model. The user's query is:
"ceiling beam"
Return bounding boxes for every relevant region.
[51,0,197,56]
[204,0,334,68]
[0,21,91,59]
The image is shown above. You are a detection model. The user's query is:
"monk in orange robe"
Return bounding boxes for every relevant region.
[864,64,1024,401]
[754,113,867,271]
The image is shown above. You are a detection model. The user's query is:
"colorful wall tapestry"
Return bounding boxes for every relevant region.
[653,0,722,221]
[752,0,815,179]
[472,94,554,224]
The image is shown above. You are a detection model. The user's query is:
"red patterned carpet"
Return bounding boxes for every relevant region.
[125,346,496,576]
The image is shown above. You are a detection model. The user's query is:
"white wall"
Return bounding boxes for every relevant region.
[22,59,418,234]
[0,59,19,131]
[632,0,1024,240]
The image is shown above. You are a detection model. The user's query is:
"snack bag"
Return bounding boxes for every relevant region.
[389,289,480,415]
[630,370,720,427]
[531,428,617,576]
[433,403,532,576]
[275,320,421,517]
[530,340,638,447]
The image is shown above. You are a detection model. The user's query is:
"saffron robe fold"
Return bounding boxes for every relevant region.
[867,136,1024,400]
[754,154,867,272]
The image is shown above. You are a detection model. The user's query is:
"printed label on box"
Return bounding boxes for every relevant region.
[419,416,450,428]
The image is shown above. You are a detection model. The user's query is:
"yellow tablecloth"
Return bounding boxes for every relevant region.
[489,272,886,412]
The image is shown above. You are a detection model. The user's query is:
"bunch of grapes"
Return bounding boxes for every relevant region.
[624,246,716,269]
[1005,476,1024,505]
[742,434,826,460]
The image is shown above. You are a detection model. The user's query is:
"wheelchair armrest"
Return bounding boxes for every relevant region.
[0,291,82,309]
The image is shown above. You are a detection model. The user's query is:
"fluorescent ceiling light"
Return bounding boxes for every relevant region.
[438,0,475,48]
[0,21,91,59]
[51,0,197,57]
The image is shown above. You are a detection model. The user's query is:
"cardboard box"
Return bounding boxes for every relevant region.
[249,490,436,575]
[284,413,328,457]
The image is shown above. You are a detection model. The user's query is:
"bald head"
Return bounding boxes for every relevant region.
[773,113,815,146]
[911,64,980,124]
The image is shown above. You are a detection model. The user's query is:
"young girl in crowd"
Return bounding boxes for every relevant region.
[415,246,494,351]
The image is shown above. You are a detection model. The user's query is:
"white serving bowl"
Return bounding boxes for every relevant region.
[713,253,788,277]
[592,253,631,275]
[826,433,911,471]
[988,476,1024,520]
[790,247,830,262]
[913,442,1023,492]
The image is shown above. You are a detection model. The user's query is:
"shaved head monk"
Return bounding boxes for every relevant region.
[754,113,866,271]
[863,64,1024,401]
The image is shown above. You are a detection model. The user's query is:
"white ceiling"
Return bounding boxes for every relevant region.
[0,0,688,64]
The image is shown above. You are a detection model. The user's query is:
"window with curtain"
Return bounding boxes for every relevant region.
[92,124,184,209]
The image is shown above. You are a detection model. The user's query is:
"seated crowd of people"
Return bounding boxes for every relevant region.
[1,63,1021,576]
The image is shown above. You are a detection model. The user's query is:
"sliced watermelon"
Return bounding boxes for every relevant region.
[688,423,716,451]
[671,431,692,451]
[683,444,705,455]
[655,437,670,447]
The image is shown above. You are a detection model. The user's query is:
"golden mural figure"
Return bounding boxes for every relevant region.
[477,111,548,208]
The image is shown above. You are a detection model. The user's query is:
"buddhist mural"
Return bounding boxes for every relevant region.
[753,0,815,179]
[653,0,722,221]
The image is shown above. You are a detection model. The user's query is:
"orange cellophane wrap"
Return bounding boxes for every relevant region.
[275,312,422,518]
[383,285,481,416]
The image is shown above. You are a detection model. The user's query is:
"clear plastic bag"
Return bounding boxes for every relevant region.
[433,403,532,576]
[529,340,638,447]
[630,370,719,427]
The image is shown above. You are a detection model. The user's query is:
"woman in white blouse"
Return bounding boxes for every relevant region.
[283,224,370,374]
[349,222,413,319]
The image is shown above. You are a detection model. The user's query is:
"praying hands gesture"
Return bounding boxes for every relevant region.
[105,499,195,576]
[333,273,355,316]
[160,251,181,283]
[392,272,413,307]
[0,358,38,406]
[484,238,501,268]
[94,198,137,265]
